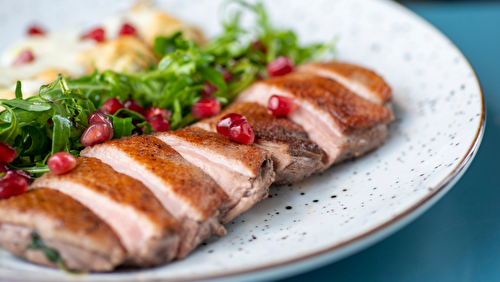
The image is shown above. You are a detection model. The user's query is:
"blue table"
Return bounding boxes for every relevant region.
[279,2,500,282]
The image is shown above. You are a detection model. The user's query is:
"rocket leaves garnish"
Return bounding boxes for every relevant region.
[29,233,81,274]
[0,1,337,177]
[28,233,62,264]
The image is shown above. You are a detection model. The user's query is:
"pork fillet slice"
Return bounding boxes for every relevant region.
[81,135,227,258]
[297,62,392,105]
[0,189,125,272]
[154,127,274,223]
[31,157,182,266]
[195,102,325,185]
[236,73,394,168]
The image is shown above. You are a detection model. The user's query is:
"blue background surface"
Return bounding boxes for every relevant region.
[278,2,500,282]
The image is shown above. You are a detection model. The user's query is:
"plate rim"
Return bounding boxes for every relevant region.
[0,1,486,281]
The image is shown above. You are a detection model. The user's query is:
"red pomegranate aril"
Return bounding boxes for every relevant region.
[13,49,35,65]
[28,25,45,36]
[200,81,219,96]
[145,115,170,132]
[124,99,145,115]
[83,27,106,43]
[47,152,77,175]
[267,95,297,116]
[216,113,246,137]
[101,97,124,115]
[88,110,114,140]
[80,122,112,147]
[251,40,267,53]
[118,23,137,37]
[0,141,17,163]
[145,106,171,120]
[191,97,221,119]
[222,71,233,83]
[0,171,28,200]
[266,56,294,77]
[0,163,9,174]
[13,170,32,184]
[228,119,255,145]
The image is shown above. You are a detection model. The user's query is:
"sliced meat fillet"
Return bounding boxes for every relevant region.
[195,102,325,185]
[297,62,392,105]
[154,127,274,223]
[31,157,182,267]
[80,135,227,258]
[0,189,124,272]
[236,73,394,168]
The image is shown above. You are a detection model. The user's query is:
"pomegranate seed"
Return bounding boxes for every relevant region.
[0,163,9,174]
[88,110,114,140]
[145,106,171,120]
[13,170,32,184]
[145,115,170,132]
[13,49,35,65]
[28,25,45,36]
[200,81,219,96]
[267,95,297,116]
[229,119,255,145]
[47,152,77,175]
[267,56,294,77]
[251,40,267,53]
[0,171,28,199]
[0,141,17,163]
[191,97,221,119]
[124,99,144,115]
[80,122,112,147]
[118,23,137,37]
[222,71,233,83]
[83,27,106,43]
[216,113,246,137]
[101,97,124,115]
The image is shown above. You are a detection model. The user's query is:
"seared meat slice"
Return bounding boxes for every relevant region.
[236,73,394,168]
[154,127,274,223]
[297,62,392,105]
[195,102,325,185]
[0,189,124,272]
[31,157,182,267]
[81,135,227,258]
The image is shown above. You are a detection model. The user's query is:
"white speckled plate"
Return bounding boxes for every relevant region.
[0,0,485,281]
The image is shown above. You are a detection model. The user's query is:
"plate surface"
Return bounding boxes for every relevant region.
[0,0,485,281]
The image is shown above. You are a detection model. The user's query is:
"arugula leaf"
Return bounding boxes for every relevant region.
[109,115,134,139]
[28,233,62,264]
[15,81,22,99]
[0,106,19,146]
[51,115,72,154]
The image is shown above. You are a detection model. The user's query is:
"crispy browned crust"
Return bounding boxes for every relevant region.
[0,189,123,255]
[95,135,227,221]
[260,73,394,133]
[197,102,325,156]
[298,62,393,104]
[165,127,271,177]
[34,157,181,235]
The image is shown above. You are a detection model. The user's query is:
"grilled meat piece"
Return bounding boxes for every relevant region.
[297,62,392,105]
[31,157,182,267]
[0,189,125,272]
[236,73,394,167]
[195,102,325,185]
[154,127,275,223]
[80,135,227,258]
